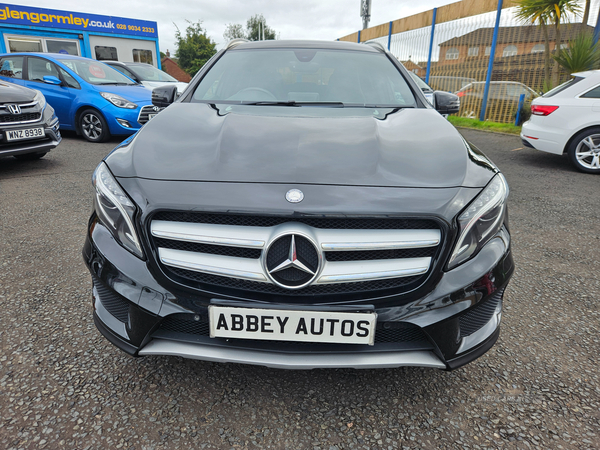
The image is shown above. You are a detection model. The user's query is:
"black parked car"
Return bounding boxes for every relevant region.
[84,40,513,371]
[0,81,61,160]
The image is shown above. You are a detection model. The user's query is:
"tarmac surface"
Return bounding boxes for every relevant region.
[1,129,599,449]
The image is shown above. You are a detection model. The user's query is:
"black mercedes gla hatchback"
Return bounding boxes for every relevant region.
[83,40,513,370]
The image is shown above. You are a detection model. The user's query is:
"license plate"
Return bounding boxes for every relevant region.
[6,127,44,141]
[209,306,376,345]
[148,113,157,121]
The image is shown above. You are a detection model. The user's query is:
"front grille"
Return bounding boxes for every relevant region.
[137,105,164,125]
[324,246,437,262]
[152,211,439,230]
[459,288,504,337]
[92,276,130,323]
[0,112,41,123]
[157,313,430,346]
[169,267,423,296]
[154,237,261,259]
[149,212,443,300]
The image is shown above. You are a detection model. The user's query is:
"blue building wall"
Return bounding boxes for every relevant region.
[0,3,160,68]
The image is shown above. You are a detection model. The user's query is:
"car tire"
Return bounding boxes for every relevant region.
[567,127,600,174]
[14,152,47,160]
[79,109,110,143]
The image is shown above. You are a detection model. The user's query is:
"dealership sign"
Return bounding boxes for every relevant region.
[0,3,158,37]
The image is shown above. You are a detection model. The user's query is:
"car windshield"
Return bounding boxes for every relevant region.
[192,48,416,107]
[129,64,178,82]
[57,59,137,85]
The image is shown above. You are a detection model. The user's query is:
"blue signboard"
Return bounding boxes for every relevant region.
[0,3,158,38]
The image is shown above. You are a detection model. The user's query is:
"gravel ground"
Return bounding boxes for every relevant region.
[0,129,599,450]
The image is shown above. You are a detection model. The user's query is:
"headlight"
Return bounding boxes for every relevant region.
[92,162,143,258]
[448,174,508,269]
[100,92,138,109]
[33,90,46,109]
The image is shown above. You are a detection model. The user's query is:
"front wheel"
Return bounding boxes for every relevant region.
[79,109,110,143]
[567,127,600,174]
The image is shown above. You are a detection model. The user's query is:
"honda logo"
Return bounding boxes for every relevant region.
[6,104,21,114]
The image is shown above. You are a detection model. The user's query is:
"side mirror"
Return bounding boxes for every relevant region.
[152,85,178,108]
[434,91,460,115]
[43,75,62,86]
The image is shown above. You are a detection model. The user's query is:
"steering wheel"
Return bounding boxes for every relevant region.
[233,87,277,101]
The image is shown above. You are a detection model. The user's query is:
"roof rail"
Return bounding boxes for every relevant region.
[363,40,386,53]
[226,38,250,50]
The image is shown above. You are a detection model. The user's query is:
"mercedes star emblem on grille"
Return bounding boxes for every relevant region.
[264,233,321,289]
[285,189,304,203]
[6,104,22,115]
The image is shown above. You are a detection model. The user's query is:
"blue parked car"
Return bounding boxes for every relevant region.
[0,53,151,143]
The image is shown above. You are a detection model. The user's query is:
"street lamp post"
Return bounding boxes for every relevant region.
[361,0,371,30]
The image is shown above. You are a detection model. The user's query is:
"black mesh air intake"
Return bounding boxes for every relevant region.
[459,288,504,337]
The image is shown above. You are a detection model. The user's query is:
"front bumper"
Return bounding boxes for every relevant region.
[101,102,151,136]
[0,117,61,157]
[83,219,513,370]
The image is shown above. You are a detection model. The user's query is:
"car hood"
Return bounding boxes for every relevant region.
[107,103,496,188]
[91,84,152,103]
[141,80,188,94]
[0,81,36,102]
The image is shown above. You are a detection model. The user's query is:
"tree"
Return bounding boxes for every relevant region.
[174,21,217,77]
[515,0,582,88]
[553,30,600,73]
[223,23,245,42]
[582,0,591,25]
[222,14,277,43]
[246,14,277,41]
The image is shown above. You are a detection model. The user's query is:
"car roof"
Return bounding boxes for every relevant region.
[571,70,600,78]
[4,52,94,61]
[227,39,381,53]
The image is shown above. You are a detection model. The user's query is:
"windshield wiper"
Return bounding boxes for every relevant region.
[95,82,132,86]
[241,101,345,107]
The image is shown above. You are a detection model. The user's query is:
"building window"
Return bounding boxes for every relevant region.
[503,45,518,57]
[559,43,568,50]
[7,38,42,53]
[485,46,491,56]
[95,46,118,61]
[445,48,459,60]
[46,40,79,56]
[531,44,545,53]
[133,49,153,65]
[468,47,479,57]
[5,36,80,55]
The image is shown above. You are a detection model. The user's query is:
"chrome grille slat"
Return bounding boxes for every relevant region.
[159,248,268,282]
[151,221,440,252]
[158,247,431,285]
[152,219,441,289]
[152,221,267,248]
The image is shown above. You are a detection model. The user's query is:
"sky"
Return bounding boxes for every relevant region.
[1,0,461,53]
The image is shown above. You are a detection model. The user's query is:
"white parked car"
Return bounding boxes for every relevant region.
[521,70,600,173]
[104,61,188,96]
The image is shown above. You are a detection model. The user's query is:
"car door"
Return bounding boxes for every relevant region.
[24,56,77,128]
